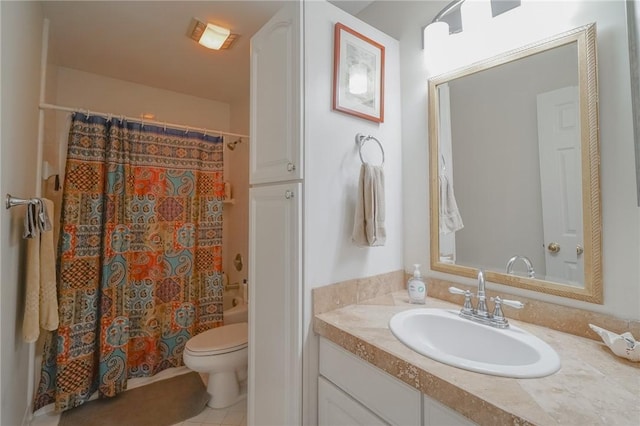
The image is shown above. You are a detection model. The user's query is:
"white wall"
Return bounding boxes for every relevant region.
[302,1,403,423]
[0,1,44,425]
[629,0,640,205]
[359,0,640,320]
[358,0,445,281]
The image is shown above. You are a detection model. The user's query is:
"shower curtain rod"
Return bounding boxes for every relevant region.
[39,102,249,139]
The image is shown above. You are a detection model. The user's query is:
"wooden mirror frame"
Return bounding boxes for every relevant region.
[428,24,602,303]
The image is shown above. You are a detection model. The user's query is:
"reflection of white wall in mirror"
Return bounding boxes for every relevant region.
[448,43,578,281]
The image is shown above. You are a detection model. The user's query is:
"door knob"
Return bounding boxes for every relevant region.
[547,242,560,253]
[576,244,584,256]
[286,163,296,172]
[284,190,294,199]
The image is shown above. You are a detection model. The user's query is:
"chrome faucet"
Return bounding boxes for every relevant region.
[506,255,535,278]
[449,269,524,328]
[475,269,489,318]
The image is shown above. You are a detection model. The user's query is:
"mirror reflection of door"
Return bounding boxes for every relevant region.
[536,86,584,286]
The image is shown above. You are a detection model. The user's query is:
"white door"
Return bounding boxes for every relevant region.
[248,183,302,426]
[318,377,388,426]
[537,86,584,285]
[249,2,303,185]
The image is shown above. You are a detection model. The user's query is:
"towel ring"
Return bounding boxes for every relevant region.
[355,133,385,166]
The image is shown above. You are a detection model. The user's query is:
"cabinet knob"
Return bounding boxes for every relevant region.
[285,190,294,199]
[286,162,296,172]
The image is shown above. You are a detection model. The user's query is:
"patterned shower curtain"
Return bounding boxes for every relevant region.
[35,113,224,412]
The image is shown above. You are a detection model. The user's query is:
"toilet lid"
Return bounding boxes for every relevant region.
[186,322,248,355]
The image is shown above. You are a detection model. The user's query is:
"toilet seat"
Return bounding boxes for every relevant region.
[185,322,248,356]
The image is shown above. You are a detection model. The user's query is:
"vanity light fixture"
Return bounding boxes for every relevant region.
[189,19,238,50]
[423,0,521,37]
[423,0,521,73]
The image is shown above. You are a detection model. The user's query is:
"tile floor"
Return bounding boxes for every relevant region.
[172,399,247,426]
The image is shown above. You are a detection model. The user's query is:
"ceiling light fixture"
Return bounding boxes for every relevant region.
[189,19,237,50]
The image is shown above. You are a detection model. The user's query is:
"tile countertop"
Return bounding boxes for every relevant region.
[313,291,640,426]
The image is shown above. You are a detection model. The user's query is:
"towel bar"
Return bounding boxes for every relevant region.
[6,194,38,210]
[355,133,385,166]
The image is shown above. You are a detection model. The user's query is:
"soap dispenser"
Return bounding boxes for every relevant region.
[407,264,426,304]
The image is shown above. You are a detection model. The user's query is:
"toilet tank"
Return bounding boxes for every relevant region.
[224,302,248,324]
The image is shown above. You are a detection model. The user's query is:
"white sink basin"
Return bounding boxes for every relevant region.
[389,308,560,378]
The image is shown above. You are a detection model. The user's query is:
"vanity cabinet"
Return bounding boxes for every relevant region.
[423,396,476,426]
[319,338,476,426]
[319,377,387,425]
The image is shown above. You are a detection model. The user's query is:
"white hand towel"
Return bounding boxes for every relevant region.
[352,163,386,247]
[438,174,464,234]
[23,198,59,342]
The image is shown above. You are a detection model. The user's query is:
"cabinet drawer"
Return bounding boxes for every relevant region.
[319,338,421,425]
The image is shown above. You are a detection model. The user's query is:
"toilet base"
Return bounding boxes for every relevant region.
[206,371,247,409]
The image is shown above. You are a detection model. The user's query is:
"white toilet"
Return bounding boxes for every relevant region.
[183,302,248,408]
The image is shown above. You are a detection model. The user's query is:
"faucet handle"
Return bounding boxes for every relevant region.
[500,298,524,310]
[449,287,473,313]
[490,296,524,310]
[448,286,468,296]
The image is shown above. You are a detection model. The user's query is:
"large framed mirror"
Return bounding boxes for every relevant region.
[428,24,602,303]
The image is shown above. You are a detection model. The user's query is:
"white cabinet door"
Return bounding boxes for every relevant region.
[319,338,422,425]
[250,2,303,185]
[248,182,302,426]
[423,395,476,426]
[319,377,389,426]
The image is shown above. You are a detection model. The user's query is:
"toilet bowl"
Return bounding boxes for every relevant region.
[183,303,248,408]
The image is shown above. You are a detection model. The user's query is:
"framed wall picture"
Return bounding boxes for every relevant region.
[333,23,385,123]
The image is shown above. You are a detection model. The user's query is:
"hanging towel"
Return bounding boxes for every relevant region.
[352,163,386,247]
[438,173,464,234]
[23,198,59,343]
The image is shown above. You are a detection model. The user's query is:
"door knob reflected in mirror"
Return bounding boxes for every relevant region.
[547,242,560,253]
